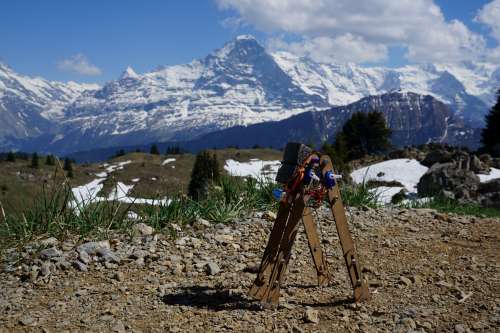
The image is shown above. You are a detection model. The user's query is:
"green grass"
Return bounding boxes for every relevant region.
[340,183,381,208]
[0,173,278,251]
[403,196,500,218]
[0,149,283,215]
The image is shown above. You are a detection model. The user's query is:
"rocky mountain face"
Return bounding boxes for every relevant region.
[0,35,497,155]
[0,63,97,149]
[183,92,480,151]
[37,36,328,154]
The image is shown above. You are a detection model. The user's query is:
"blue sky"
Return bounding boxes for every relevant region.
[0,0,497,83]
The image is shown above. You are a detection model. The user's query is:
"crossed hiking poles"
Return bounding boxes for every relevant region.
[249,153,370,305]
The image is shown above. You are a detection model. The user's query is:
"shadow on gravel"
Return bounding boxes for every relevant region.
[290,297,353,308]
[161,286,261,311]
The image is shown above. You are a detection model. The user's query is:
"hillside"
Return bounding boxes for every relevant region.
[0,149,282,215]
[181,92,481,150]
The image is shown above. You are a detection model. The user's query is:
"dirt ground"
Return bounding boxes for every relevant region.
[1,206,499,332]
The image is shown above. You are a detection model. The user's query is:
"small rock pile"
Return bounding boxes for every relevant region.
[417,148,500,207]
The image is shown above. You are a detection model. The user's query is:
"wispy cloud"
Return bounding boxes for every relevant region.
[58,54,102,76]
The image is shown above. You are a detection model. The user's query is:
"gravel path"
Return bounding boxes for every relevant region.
[1,207,499,332]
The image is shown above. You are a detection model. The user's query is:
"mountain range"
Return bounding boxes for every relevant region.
[0,35,498,157]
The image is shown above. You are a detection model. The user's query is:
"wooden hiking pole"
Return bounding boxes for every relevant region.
[249,143,369,305]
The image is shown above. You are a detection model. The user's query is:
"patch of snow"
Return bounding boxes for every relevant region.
[351,159,428,193]
[370,186,405,204]
[162,158,176,166]
[95,172,107,178]
[127,211,139,220]
[131,178,140,182]
[224,159,281,180]
[401,197,433,206]
[70,179,170,210]
[108,182,134,201]
[105,160,132,173]
[118,160,132,166]
[478,168,500,183]
[70,178,105,208]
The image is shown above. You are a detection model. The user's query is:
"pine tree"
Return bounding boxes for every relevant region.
[31,152,39,169]
[45,154,56,166]
[6,151,15,162]
[63,158,74,178]
[63,158,73,172]
[188,150,219,200]
[150,144,160,155]
[322,133,351,174]
[481,89,500,157]
[115,149,126,157]
[166,146,181,155]
[341,111,391,160]
[209,152,220,181]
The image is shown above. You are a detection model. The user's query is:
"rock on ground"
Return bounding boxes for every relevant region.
[0,206,499,332]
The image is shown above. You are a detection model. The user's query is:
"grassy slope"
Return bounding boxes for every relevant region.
[0,149,283,215]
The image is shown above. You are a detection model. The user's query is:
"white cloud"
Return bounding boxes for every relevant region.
[476,0,500,42]
[217,0,489,64]
[269,34,388,63]
[58,54,102,76]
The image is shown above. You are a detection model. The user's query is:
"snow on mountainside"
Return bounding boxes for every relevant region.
[0,62,98,147]
[0,63,98,119]
[53,35,327,152]
[272,52,491,126]
[0,35,498,154]
[177,91,480,152]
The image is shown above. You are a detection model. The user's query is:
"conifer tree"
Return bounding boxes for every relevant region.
[481,89,500,157]
[150,144,160,155]
[31,152,39,169]
[6,151,15,162]
[63,158,73,172]
[45,154,56,166]
[188,150,220,200]
[115,149,126,157]
[341,111,391,160]
[63,158,74,178]
[322,132,351,174]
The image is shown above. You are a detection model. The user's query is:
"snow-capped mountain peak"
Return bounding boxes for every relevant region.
[120,66,139,80]
[0,35,498,155]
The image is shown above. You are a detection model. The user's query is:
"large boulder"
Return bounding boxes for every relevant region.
[492,158,500,169]
[478,179,500,208]
[469,155,490,174]
[417,162,480,199]
[421,150,453,167]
